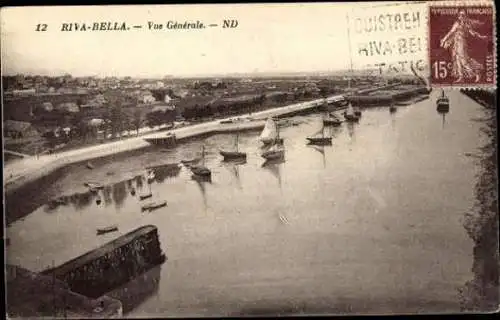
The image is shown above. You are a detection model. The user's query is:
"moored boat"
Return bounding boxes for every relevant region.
[84,182,104,190]
[436,89,450,112]
[353,106,362,117]
[261,144,285,160]
[191,145,212,179]
[259,117,283,145]
[220,132,247,161]
[139,193,153,201]
[307,118,332,146]
[343,103,360,122]
[323,113,342,126]
[97,225,119,235]
[141,201,167,212]
[395,101,413,107]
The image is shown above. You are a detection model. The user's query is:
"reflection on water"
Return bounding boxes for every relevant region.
[43,164,182,213]
[221,159,246,190]
[194,178,209,212]
[262,159,284,191]
[346,122,356,142]
[106,264,162,315]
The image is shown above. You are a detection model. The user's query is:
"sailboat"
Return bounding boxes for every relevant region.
[353,106,362,117]
[389,96,397,113]
[343,102,360,122]
[323,112,342,126]
[220,132,247,161]
[436,89,450,112]
[190,145,212,179]
[307,118,332,145]
[259,117,283,146]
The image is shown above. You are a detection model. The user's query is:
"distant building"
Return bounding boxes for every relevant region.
[87,118,105,127]
[164,94,174,103]
[4,120,39,139]
[12,89,36,96]
[88,94,107,106]
[56,102,80,113]
[155,81,165,89]
[151,105,176,113]
[172,89,189,98]
[40,102,54,112]
[139,91,156,104]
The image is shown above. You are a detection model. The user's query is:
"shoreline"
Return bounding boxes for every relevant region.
[4,95,341,195]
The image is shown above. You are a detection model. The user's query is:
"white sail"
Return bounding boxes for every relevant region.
[346,103,355,116]
[259,118,278,143]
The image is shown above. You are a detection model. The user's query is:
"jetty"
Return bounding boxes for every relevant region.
[42,225,166,299]
[6,264,122,318]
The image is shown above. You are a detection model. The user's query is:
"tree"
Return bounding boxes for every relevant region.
[133,109,143,135]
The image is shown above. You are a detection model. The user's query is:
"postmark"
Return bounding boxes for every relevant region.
[429,5,495,87]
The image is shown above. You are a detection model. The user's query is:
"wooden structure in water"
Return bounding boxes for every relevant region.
[144,134,177,148]
[42,225,166,299]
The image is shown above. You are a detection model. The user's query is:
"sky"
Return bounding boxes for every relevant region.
[1,2,430,77]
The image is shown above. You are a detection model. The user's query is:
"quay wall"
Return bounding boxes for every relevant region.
[7,264,123,318]
[347,86,429,106]
[41,225,166,299]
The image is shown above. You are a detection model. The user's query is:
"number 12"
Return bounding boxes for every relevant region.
[36,24,48,32]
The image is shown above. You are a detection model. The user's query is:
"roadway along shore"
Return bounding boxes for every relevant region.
[4,95,343,194]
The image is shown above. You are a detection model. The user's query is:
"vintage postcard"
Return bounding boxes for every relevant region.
[2,1,498,318]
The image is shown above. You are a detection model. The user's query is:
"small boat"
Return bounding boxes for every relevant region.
[323,113,342,126]
[343,103,360,122]
[389,99,397,113]
[436,89,450,112]
[261,140,285,161]
[191,145,212,178]
[181,157,201,166]
[307,119,332,145]
[141,200,167,212]
[139,193,153,200]
[84,182,104,190]
[220,132,247,161]
[259,117,283,145]
[395,101,412,107]
[86,162,94,169]
[219,119,234,124]
[147,170,156,184]
[96,225,118,235]
[353,107,362,117]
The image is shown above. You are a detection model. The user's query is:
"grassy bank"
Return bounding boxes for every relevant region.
[459,89,498,311]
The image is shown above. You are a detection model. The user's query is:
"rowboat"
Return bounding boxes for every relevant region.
[96,225,118,235]
[141,201,167,212]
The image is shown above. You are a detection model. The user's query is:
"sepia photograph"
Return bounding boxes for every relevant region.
[2,1,498,318]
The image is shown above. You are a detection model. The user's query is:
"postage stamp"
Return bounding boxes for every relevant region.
[429,5,496,87]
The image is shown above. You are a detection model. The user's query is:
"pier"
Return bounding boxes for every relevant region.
[41,225,166,299]
[6,264,122,318]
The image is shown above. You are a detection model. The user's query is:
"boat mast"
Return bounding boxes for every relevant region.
[346,13,354,93]
[235,133,239,152]
[201,145,205,167]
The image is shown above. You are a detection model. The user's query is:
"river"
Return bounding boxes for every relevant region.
[6,89,489,316]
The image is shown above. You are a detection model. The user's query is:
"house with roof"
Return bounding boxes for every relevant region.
[40,102,54,112]
[4,120,39,139]
[139,91,156,104]
[56,102,80,113]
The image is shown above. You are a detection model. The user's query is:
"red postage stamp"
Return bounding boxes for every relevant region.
[429,6,495,87]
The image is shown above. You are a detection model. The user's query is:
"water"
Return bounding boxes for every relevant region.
[6,90,489,315]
